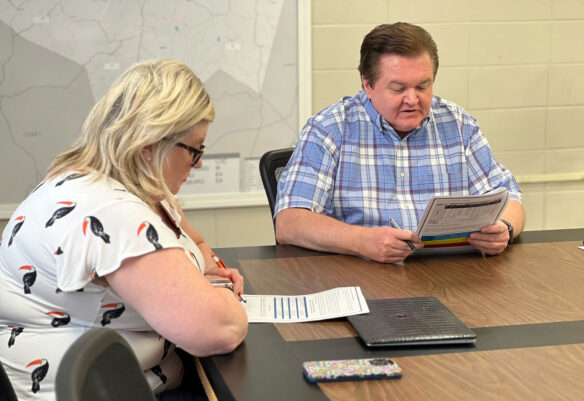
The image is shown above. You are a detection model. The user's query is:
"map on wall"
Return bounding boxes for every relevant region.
[0,0,299,211]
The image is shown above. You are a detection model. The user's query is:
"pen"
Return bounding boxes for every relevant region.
[211,253,247,303]
[389,218,417,252]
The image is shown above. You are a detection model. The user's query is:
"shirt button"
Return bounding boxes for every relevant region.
[400,172,405,178]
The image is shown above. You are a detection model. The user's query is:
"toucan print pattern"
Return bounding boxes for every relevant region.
[0,171,204,400]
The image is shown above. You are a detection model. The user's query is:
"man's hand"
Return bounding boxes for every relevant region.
[358,226,424,263]
[276,208,424,264]
[468,220,509,255]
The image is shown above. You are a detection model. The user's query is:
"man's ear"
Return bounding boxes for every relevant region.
[362,76,373,96]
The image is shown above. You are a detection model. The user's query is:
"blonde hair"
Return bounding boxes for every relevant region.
[48,59,214,209]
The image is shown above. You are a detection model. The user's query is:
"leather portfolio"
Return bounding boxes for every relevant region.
[348,297,476,347]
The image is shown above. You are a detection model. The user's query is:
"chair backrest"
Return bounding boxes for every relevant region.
[0,361,18,401]
[259,148,294,219]
[56,328,156,401]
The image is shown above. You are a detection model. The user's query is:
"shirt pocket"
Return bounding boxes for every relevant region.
[446,162,466,193]
[413,164,464,194]
[412,166,435,190]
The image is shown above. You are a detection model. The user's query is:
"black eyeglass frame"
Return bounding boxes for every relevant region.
[176,142,205,166]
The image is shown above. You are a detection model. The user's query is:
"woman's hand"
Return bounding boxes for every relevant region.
[205,265,245,299]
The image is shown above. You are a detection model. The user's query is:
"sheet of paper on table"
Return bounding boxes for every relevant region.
[243,286,370,323]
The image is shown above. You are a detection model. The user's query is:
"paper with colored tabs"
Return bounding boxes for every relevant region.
[415,187,509,254]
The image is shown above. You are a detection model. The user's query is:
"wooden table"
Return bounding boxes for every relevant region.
[200,229,584,401]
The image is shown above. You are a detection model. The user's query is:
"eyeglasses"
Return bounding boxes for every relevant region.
[176,142,205,166]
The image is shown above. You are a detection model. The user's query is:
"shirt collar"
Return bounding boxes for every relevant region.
[358,90,431,138]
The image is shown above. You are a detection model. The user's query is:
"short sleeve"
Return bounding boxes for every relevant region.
[275,119,339,217]
[55,199,192,291]
[466,125,522,203]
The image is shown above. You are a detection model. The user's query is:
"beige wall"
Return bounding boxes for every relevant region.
[0,219,6,237]
[312,0,584,231]
[182,206,275,248]
[3,1,584,246]
[0,206,275,248]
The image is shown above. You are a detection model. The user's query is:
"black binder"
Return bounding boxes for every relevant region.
[347,297,476,347]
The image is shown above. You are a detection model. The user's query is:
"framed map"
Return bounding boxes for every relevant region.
[0,0,302,214]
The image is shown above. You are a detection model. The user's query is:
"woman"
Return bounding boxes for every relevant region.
[0,59,248,400]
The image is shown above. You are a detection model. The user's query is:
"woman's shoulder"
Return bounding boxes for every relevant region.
[6,170,156,252]
[38,170,146,209]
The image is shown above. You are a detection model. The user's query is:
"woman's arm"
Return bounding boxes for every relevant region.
[175,206,244,296]
[106,248,248,356]
[176,207,216,268]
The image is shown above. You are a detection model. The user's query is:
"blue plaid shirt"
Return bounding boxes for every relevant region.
[274,90,522,232]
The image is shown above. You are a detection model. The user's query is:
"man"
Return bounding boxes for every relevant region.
[274,22,525,263]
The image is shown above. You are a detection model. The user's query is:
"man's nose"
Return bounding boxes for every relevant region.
[403,88,418,104]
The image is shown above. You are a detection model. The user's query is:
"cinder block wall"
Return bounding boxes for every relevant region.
[311,0,584,230]
[3,1,583,245]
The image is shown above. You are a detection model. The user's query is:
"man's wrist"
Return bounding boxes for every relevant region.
[500,219,514,244]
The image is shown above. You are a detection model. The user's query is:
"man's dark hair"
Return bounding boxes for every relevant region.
[358,22,439,87]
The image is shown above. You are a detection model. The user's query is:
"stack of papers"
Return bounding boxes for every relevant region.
[415,187,509,253]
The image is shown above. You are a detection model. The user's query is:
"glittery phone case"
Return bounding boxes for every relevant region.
[302,358,402,383]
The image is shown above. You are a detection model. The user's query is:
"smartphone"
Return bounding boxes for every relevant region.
[302,357,402,383]
[211,279,234,290]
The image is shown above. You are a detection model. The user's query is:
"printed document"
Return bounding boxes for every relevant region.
[243,286,369,323]
[415,187,509,253]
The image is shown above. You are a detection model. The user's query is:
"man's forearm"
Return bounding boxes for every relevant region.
[500,199,525,238]
[275,208,364,255]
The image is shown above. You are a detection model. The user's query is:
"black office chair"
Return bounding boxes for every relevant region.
[56,328,156,401]
[259,148,294,218]
[0,361,18,401]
